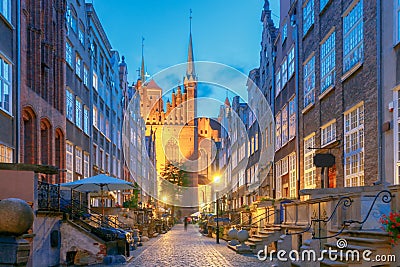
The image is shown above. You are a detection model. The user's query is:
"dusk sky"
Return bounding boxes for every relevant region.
[91,0,280,116]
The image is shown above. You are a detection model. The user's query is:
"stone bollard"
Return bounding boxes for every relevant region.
[0,198,34,266]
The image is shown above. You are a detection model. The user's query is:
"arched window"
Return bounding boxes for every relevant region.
[22,107,37,164]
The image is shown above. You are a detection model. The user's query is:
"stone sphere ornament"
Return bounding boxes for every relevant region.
[0,198,34,236]
[237,229,249,242]
[228,228,238,240]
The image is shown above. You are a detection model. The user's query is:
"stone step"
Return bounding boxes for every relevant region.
[324,242,376,252]
[248,237,263,243]
[321,259,349,267]
[335,236,388,246]
[259,230,277,235]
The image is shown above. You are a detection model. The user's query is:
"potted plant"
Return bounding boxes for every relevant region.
[380,212,400,245]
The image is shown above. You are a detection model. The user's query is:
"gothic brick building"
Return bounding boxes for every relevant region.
[20,0,66,183]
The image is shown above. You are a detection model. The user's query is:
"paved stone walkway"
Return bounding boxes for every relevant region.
[127,224,276,267]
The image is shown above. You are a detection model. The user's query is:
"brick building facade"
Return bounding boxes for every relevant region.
[20,0,66,183]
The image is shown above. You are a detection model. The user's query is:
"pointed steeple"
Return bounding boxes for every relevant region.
[140,37,146,82]
[186,9,196,78]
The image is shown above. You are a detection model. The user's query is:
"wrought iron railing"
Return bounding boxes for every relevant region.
[37,181,60,211]
[285,190,393,240]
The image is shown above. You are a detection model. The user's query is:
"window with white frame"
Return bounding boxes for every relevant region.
[303,55,315,107]
[75,147,82,174]
[66,42,73,66]
[344,103,364,187]
[397,0,400,43]
[78,23,85,45]
[75,53,82,77]
[66,143,74,182]
[289,153,297,198]
[93,106,98,128]
[0,144,13,163]
[254,164,259,182]
[93,144,98,166]
[321,31,335,92]
[83,65,89,86]
[289,97,296,140]
[251,137,255,155]
[282,105,288,145]
[84,152,89,178]
[321,120,336,146]
[275,69,281,96]
[66,90,74,121]
[281,157,289,175]
[282,23,288,42]
[105,119,110,138]
[275,112,281,150]
[303,0,314,36]
[0,0,10,21]
[100,113,104,133]
[93,72,98,90]
[83,106,89,135]
[343,0,363,73]
[0,57,11,114]
[282,59,288,87]
[304,134,316,188]
[75,98,82,129]
[275,161,282,199]
[288,46,295,78]
[113,156,117,176]
[320,0,329,11]
[69,6,77,33]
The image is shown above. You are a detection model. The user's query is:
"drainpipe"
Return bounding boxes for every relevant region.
[376,0,384,185]
[271,48,276,200]
[16,0,21,163]
[293,15,301,200]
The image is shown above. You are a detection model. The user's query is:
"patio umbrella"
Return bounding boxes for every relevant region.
[60,174,135,216]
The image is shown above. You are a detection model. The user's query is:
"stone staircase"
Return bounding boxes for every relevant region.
[292,230,392,267]
[320,230,391,267]
[246,225,282,254]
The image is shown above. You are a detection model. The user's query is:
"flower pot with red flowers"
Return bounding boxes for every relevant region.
[380,212,400,246]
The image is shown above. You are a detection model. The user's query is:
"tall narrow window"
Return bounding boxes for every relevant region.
[321,31,336,92]
[84,153,90,178]
[78,22,85,45]
[344,104,364,187]
[66,90,74,121]
[83,65,89,86]
[303,0,314,36]
[289,153,297,198]
[69,7,77,33]
[397,0,400,43]
[93,72,98,90]
[304,56,315,107]
[75,53,82,78]
[0,0,10,21]
[93,106,98,128]
[66,143,74,182]
[343,0,363,73]
[83,106,89,134]
[282,23,288,42]
[275,161,282,199]
[0,57,11,114]
[275,69,281,96]
[282,105,288,145]
[289,97,296,140]
[76,147,82,174]
[321,120,336,146]
[66,42,73,66]
[275,112,282,150]
[75,98,82,129]
[281,59,288,87]
[304,134,316,188]
[288,46,295,78]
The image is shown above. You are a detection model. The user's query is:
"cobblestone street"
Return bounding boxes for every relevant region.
[128,224,275,267]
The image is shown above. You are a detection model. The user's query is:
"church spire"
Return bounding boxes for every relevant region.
[186,9,195,78]
[141,37,146,82]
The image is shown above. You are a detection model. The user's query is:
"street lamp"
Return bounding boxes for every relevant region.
[214,175,221,244]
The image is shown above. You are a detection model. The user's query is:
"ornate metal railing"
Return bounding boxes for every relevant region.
[285,190,393,239]
[37,181,60,211]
